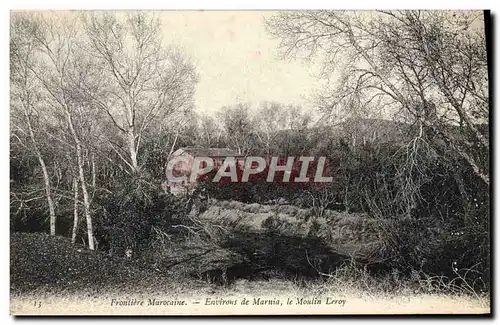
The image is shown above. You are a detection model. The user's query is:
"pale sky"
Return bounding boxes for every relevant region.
[158,11,320,113]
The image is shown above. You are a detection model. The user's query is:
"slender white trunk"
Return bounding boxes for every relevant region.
[127,126,138,173]
[25,112,56,235]
[91,152,96,188]
[166,132,179,161]
[126,96,139,173]
[66,110,95,250]
[39,155,56,235]
[77,140,94,250]
[71,176,79,244]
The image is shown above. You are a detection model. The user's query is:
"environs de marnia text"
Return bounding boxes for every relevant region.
[110,297,346,307]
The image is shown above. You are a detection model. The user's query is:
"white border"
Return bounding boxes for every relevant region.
[1,1,498,324]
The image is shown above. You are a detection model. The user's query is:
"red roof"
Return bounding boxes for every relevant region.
[175,147,244,157]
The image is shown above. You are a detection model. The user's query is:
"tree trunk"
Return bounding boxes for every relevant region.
[127,126,139,173]
[39,154,56,236]
[166,131,179,161]
[25,112,56,236]
[66,110,95,250]
[77,140,94,250]
[91,152,96,189]
[71,176,79,244]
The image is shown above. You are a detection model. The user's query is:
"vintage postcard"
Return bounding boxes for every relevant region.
[9,10,490,315]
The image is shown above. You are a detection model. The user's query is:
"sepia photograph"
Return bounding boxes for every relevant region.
[9,9,491,315]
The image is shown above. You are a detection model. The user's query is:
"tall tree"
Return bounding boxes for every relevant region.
[26,13,97,249]
[10,14,57,236]
[84,12,197,173]
[266,10,489,185]
[219,103,255,155]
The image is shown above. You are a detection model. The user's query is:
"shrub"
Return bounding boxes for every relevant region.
[94,175,190,258]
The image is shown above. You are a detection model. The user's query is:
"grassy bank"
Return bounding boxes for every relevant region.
[10,232,489,315]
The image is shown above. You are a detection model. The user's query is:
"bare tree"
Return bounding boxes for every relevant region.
[10,14,57,236]
[25,13,97,249]
[196,114,224,148]
[219,103,256,155]
[252,102,311,155]
[253,101,284,155]
[83,12,197,173]
[71,176,79,244]
[266,10,489,185]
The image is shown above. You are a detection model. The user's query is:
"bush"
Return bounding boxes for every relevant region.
[94,175,190,259]
[338,135,490,290]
